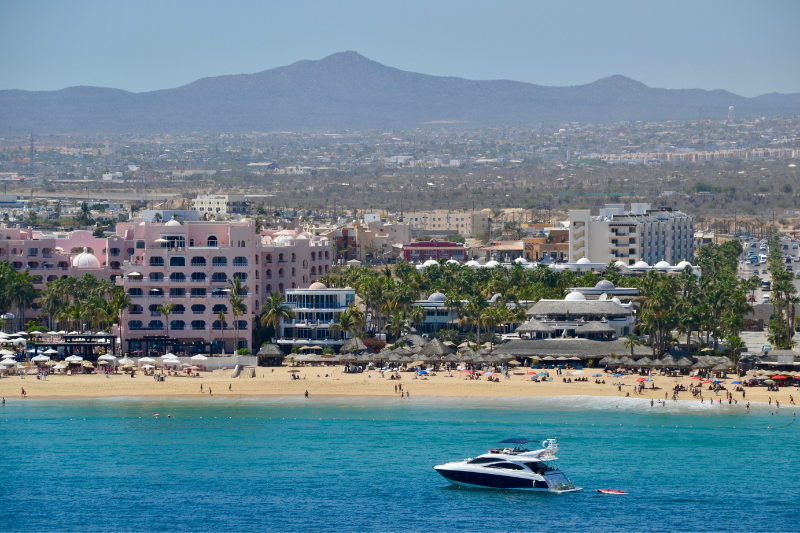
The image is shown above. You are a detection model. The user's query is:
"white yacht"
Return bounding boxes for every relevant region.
[433,438,581,492]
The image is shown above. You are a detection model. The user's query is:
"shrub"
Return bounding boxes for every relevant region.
[237,348,251,355]
[362,337,386,352]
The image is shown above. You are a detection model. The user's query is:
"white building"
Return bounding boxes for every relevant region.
[277,283,356,349]
[404,211,488,236]
[192,194,248,215]
[569,204,694,266]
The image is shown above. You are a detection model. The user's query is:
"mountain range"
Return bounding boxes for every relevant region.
[2,51,799,134]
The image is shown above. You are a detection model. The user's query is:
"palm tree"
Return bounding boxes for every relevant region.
[217,309,227,354]
[623,333,643,358]
[156,302,173,337]
[110,289,131,354]
[385,309,408,342]
[260,291,294,342]
[409,305,426,333]
[8,270,37,331]
[227,277,249,353]
[229,294,246,353]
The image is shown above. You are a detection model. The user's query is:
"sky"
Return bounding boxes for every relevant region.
[1,0,798,97]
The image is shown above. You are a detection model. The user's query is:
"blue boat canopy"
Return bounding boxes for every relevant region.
[499,438,537,444]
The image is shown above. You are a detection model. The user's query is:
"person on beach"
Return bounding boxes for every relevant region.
[229,383,232,391]
[21,388,26,397]
[209,388,212,396]
[2,398,4,405]
[304,390,308,398]
[650,399,654,407]
[407,391,410,398]
[769,397,772,406]
[200,384,203,393]
[776,400,780,409]
[401,391,404,398]
[746,402,750,411]
[790,395,795,405]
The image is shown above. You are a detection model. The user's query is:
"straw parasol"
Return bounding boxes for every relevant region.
[649,359,665,368]
[660,355,677,367]
[418,338,455,358]
[676,357,694,368]
[340,337,368,354]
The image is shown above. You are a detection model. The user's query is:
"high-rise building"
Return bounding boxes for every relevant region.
[569,204,694,266]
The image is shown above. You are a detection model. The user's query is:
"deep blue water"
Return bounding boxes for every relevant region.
[0,395,797,532]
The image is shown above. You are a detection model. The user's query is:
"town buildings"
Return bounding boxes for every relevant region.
[191,194,248,215]
[569,204,695,265]
[393,240,473,263]
[403,211,488,237]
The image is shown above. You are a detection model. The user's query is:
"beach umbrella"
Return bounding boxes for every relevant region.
[645,377,655,382]
[65,355,83,362]
[691,376,701,380]
[43,349,58,355]
[731,381,741,384]
[190,355,208,361]
[53,363,66,370]
[702,379,713,384]
[613,373,622,377]
[0,349,14,356]
[764,379,775,384]
[636,377,646,382]
[98,354,116,361]
[527,371,537,375]
[138,357,155,363]
[592,373,602,377]
[161,353,176,359]
[118,358,134,365]
[141,364,154,369]
[417,370,428,375]
[31,355,50,363]
[0,359,16,366]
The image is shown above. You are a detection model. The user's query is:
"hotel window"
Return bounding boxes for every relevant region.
[213,257,227,267]
[170,256,185,267]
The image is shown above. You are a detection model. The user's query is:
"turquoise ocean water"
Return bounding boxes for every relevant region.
[0,395,797,532]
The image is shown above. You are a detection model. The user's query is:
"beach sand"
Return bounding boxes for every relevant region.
[1,366,795,406]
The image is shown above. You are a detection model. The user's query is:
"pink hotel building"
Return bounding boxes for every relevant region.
[0,220,331,354]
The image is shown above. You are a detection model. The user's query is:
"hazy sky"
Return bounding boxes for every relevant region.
[1,0,798,97]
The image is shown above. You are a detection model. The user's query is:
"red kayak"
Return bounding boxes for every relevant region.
[597,489,627,494]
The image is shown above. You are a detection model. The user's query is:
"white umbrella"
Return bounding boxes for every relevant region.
[16,331,28,336]
[31,355,50,362]
[0,360,16,366]
[138,357,155,363]
[118,358,134,365]
[97,359,110,365]
[12,338,26,345]
[57,331,66,335]
[181,363,191,367]
[161,353,176,359]
[65,355,83,362]
[43,349,58,355]
[154,238,169,243]
[68,331,80,335]
[53,363,67,370]
[0,349,14,356]
[141,364,154,369]
[98,354,117,361]
[28,331,42,336]
[47,331,58,335]
[190,355,208,361]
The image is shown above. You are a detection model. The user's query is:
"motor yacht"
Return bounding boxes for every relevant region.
[433,438,581,492]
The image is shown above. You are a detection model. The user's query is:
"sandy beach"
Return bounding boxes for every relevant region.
[2,366,796,406]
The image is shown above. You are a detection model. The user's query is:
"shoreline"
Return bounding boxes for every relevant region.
[2,367,796,408]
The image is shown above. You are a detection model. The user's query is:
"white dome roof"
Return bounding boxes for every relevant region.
[446,259,460,265]
[428,292,446,302]
[595,280,615,290]
[484,260,499,268]
[165,219,181,226]
[614,260,628,268]
[611,297,622,304]
[422,259,439,267]
[274,235,295,244]
[296,234,309,240]
[308,282,327,290]
[72,252,100,269]
[514,257,528,264]
[676,261,693,269]
[654,260,671,270]
[465,260,481,268]
[576,257,592,265]
[564,292,586,301]
[633,261,650,269]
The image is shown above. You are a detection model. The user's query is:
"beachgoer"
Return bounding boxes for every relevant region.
[650,399,654,407]
[401,391,404,398]
[200,384,203,392]
[407,391,410,398]
[229,383,232,391]
[769,397,772,406]
[21,388,26,397]
[2,398,4,405]
[209,388,212,396]
[790,395,795,405]
[776,400,780,408]
[304,390,308,398]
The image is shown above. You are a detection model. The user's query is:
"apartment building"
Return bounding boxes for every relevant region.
[569,204,694,266]
[403,211,488,237]
[277,284,356,350]
[116,220,332,355]
[392,241,473,263]
[191,194,248,215]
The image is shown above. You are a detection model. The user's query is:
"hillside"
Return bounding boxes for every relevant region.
[2,51,798,133]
